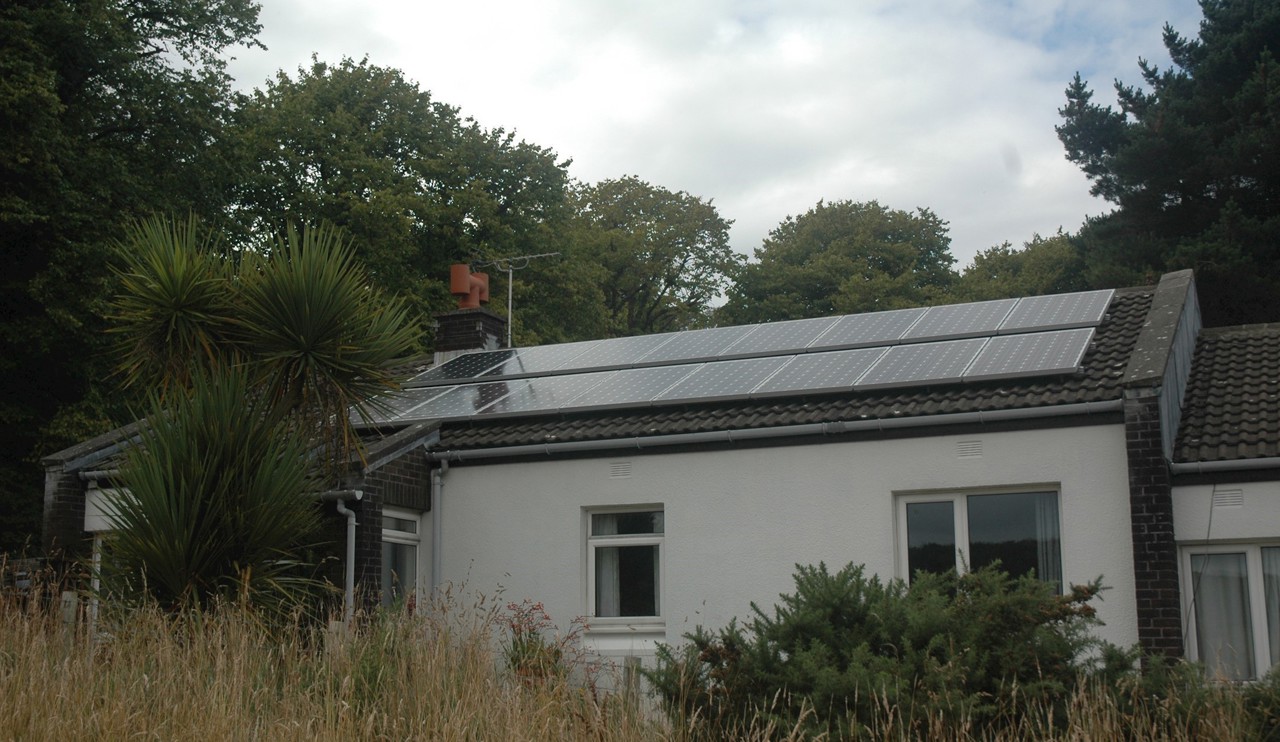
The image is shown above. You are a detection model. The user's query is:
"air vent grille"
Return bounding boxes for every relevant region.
[609,461,633,479]
[1212,488,1244,508]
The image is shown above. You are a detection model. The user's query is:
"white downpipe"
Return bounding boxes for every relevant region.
[321,490,363,625]
[430,459,448,594]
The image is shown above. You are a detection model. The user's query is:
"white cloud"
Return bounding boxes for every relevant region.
[225,0,1204,265]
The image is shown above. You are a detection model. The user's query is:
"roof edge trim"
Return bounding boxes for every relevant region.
[1171,457,1280,475]
[426,400,1124,463]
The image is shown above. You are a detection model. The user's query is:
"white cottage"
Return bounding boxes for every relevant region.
[42,269,1280,679]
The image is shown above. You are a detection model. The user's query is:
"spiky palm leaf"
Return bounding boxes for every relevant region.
[109,215,233,396]
[102,366,326,614]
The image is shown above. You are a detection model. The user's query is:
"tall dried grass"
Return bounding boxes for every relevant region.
[0,562,1261,741]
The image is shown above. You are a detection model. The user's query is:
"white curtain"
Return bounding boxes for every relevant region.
[1034,493,1062,587]
[1263,548,1280,669]
[595,516,620,617]
[1192,553,1255,681]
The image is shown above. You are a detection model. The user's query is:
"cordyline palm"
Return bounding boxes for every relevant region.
[106,215,420,611]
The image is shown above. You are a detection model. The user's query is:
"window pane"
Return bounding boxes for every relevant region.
[381,541,417,606]
[968,492,1061,587]
[383,515,417,533]
[906,501,956,580]
[1191,552,1255,681]
[595,545,659,617]
[592,511,663,536]
[1263,548,1280,669]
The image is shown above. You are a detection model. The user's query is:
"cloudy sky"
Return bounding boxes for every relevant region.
[224,0,1203,267]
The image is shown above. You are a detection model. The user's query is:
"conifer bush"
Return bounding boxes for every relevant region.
[645,562,1108,738]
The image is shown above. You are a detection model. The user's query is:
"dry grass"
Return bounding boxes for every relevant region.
[0,565,1261,741]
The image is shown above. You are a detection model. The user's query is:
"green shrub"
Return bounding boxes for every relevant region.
[644,562,1108,739]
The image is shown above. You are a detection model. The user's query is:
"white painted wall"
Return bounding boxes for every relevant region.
[437,423,1138,660]
[1173,480,1280,543]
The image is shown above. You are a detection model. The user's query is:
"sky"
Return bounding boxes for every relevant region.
[224,0,1204,268]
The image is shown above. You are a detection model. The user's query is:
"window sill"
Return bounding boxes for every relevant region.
[585,618,665,635]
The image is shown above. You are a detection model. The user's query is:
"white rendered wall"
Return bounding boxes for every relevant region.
[437,423,1138,659]
[1173,480,1280,543]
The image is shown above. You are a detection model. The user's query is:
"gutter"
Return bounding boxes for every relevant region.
[425,399,1124,463]
[1170,458,1280,475]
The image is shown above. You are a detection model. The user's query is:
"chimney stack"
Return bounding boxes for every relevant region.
[434,264,507,364]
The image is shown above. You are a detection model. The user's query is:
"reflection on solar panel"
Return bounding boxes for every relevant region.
[555,333,678,372]
[998,290,1114,334]
[752,348,888,396]
[964,328,1094,382]
[811,308,927,350]
[856,338,988,389]
[902,299,1018,342]
[656,356,791,402]
[719,316,841,358]
[476,371,613,416]
[403,380,527,418]
[564,364,699,409]
[359,385,456,424]
[637,325,756,364]
[410,349,516,384]
[478,340,600,378]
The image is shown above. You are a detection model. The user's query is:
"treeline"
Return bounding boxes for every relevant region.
[3,0,1278,551]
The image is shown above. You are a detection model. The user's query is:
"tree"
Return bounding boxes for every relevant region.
[103,215,418,610]
[230,58,572,332]
[564,176,743,336]
[719,200,957,324]
[0,0,262,553]
[953,233,1087,301]
[1057,0,1280,325]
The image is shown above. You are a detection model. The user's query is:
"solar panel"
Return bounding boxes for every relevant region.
[476,370,614,416]
[809,307,927,350]
[901,299,1017,343]
[963,328,1094,382]
[360,385,457,424]
[855,337,988,389]
[397,380,527,420]
[637,325,757,364]
[564,364,700,410]
[720,316,841,358]
[409,349,517,385]
[553,333,680,372]
[997,290,1114,334]
[655,356,791,402]
[478,340,600,378]
[751,348,888,397]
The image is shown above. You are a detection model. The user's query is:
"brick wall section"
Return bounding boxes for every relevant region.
[349,448,433,607]
[42,466,89,562]
[1124,390,1184,658]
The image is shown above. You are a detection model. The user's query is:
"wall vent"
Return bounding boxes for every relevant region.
[1212,488,1244,508]
[609,461,633,479]
[956,440,983,458]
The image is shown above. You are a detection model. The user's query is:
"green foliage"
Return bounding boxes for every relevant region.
[565,176,743,335]
[953,233,1087,301]
[1057,0,1280,325]
[229,57,571,335]
[0,0,260,552]
[102,366,324,614]
[719,200,957,324]
[110,215,420,466]
[645,562,1107,739]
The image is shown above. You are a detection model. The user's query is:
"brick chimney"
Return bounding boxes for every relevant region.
[433,264,507,364]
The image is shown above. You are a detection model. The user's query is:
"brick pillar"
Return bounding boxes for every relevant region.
[434,307,507,356]
[41,465,88,561]
[352,492,383,612]
[1124,389,1183,658]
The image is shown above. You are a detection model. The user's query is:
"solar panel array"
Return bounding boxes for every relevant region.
[363,288,1113,425]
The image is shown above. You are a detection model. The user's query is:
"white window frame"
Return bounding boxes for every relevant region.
[381,506,427,606]
[1181,542,1280,680]
[896,488,1063,589]
[585,506,664,631]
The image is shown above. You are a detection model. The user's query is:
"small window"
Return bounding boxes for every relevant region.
[1183,544,1280,680]
[382,508,424,606]
[588,509,663,621]
[900,491,1062,588]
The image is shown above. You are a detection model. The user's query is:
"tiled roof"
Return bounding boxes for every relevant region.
[1175,324,1280,463]
[434,288,1153,452]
